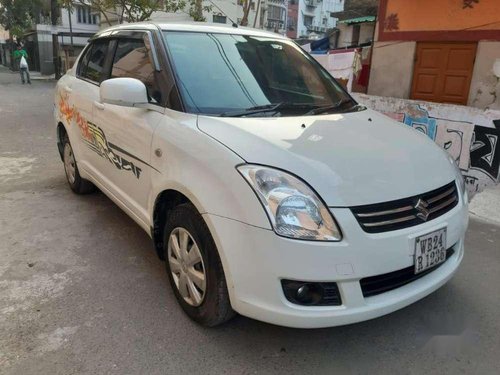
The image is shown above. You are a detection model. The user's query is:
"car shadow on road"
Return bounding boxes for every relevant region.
[12,183,485,374]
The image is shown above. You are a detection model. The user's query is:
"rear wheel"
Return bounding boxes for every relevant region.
[163,203,235,326]
[62,136,96,194]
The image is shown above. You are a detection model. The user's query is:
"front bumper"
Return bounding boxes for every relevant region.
[203,191,468,329]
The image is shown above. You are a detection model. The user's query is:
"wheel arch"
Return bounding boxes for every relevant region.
[151,186,237,307]
[152,188,202,260]
[56,122,67,161]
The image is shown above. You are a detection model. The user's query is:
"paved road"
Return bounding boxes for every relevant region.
[1,66,499,374]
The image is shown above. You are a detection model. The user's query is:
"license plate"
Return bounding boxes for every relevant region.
[414,228,447,274]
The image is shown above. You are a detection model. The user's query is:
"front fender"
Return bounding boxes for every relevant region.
[149,111,271,230]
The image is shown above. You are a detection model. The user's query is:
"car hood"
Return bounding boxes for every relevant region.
[197,109,456,207]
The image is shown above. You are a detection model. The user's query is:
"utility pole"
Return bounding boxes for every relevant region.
[51,0,61,79]
[67,7,74,53]
[253,0,261,28]
[240,0,253,26]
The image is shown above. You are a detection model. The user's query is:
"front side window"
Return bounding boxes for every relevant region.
[77,39,109,83]
[84,40,109,82]
[111,37,161,103]
[77,44,92,78]
[163,32,354,116]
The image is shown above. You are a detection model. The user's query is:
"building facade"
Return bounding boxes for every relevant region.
[336,16,375,48]
[263,0,288,34]
[368,0,500,109]
[287,0,344,39]
[105,1,267,32]
[286,0,299,38]
[24,4,99,74]
[129,0,340,42]
[0,25,9,67]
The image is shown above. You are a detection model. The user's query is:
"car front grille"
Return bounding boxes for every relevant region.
[351,181,459,233]
[360,247,455,298]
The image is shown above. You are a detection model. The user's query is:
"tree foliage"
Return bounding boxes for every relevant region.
[175,0,212,22]
[59,0,211,26]
[0,0,43,37]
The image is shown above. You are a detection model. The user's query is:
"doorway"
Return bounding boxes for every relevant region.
[411,42,477,105]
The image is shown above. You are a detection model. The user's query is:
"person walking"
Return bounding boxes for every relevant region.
[13,45,31,84]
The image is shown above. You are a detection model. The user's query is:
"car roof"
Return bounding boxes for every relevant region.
[94,21,288,40]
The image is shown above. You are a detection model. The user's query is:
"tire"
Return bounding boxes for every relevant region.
[62,135,96,194]
[163,203,235,327]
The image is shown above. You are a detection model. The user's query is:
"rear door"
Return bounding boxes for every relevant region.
[91,30,166,225]
[411,42,476,105]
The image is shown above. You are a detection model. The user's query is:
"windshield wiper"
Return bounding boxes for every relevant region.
[219,102,318,117]
[304,98,363,116]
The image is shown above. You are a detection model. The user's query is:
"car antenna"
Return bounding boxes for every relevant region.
[207,0,239,27]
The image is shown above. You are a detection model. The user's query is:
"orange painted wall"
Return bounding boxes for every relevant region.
[386,0,500,32]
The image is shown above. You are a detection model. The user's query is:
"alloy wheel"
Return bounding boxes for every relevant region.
[167,227,207,306]
[63,143,76,184]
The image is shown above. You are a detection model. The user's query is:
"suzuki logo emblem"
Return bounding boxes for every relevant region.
[415,199,430,221]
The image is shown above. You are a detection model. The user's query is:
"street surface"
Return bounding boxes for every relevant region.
[1,66,499,374]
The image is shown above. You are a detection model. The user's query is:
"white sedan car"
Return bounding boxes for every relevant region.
[54,22,468,328]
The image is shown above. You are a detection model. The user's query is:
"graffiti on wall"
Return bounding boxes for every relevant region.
[402,105,438,140]
[435,120,474,171]
[396,105,499,197]
[354,94,500,198]
[470,125,499,180]
[384,13,400,31]
[463,0,480,9]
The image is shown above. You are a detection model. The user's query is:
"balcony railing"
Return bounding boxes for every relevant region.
[35,14,63,26]
[265,20,285,30]
[306,24,327,33]
[268,0,287,5]
[305,0,321,7]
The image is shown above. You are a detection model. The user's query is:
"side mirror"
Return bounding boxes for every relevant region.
[100,77,148,107]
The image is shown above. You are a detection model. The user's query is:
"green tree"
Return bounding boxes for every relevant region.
[0,0,42,38]
[166,0,211,21]
[59,0,211,27]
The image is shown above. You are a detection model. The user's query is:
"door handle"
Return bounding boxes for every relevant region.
[63,86,72,93]
[93,101,105,110]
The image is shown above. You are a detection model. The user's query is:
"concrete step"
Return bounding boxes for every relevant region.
[469,184,500,225]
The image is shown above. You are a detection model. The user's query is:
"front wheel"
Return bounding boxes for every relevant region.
[62,136,96,194]
[163,203,235,327]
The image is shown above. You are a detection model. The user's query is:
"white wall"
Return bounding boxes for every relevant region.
[204,0,260,26]
[358,22,374,44]
[60,7,100,38]
[149,1,262,29]
[468,41,500,110]
[367,41,416,99]
[297,0,343,38]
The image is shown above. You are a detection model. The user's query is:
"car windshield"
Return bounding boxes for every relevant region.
[163,31,358,117]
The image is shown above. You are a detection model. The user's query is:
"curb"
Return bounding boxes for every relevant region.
[31,76,56,81]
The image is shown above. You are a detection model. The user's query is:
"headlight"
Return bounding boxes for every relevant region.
[237,165,342,241]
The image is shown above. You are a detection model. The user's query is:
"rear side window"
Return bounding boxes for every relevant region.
[77,39,109,83]
[111,37,162,103]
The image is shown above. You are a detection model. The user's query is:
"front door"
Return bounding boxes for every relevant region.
[411,42,476,105]
[60,40,109,174]
[92,32,165,226]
